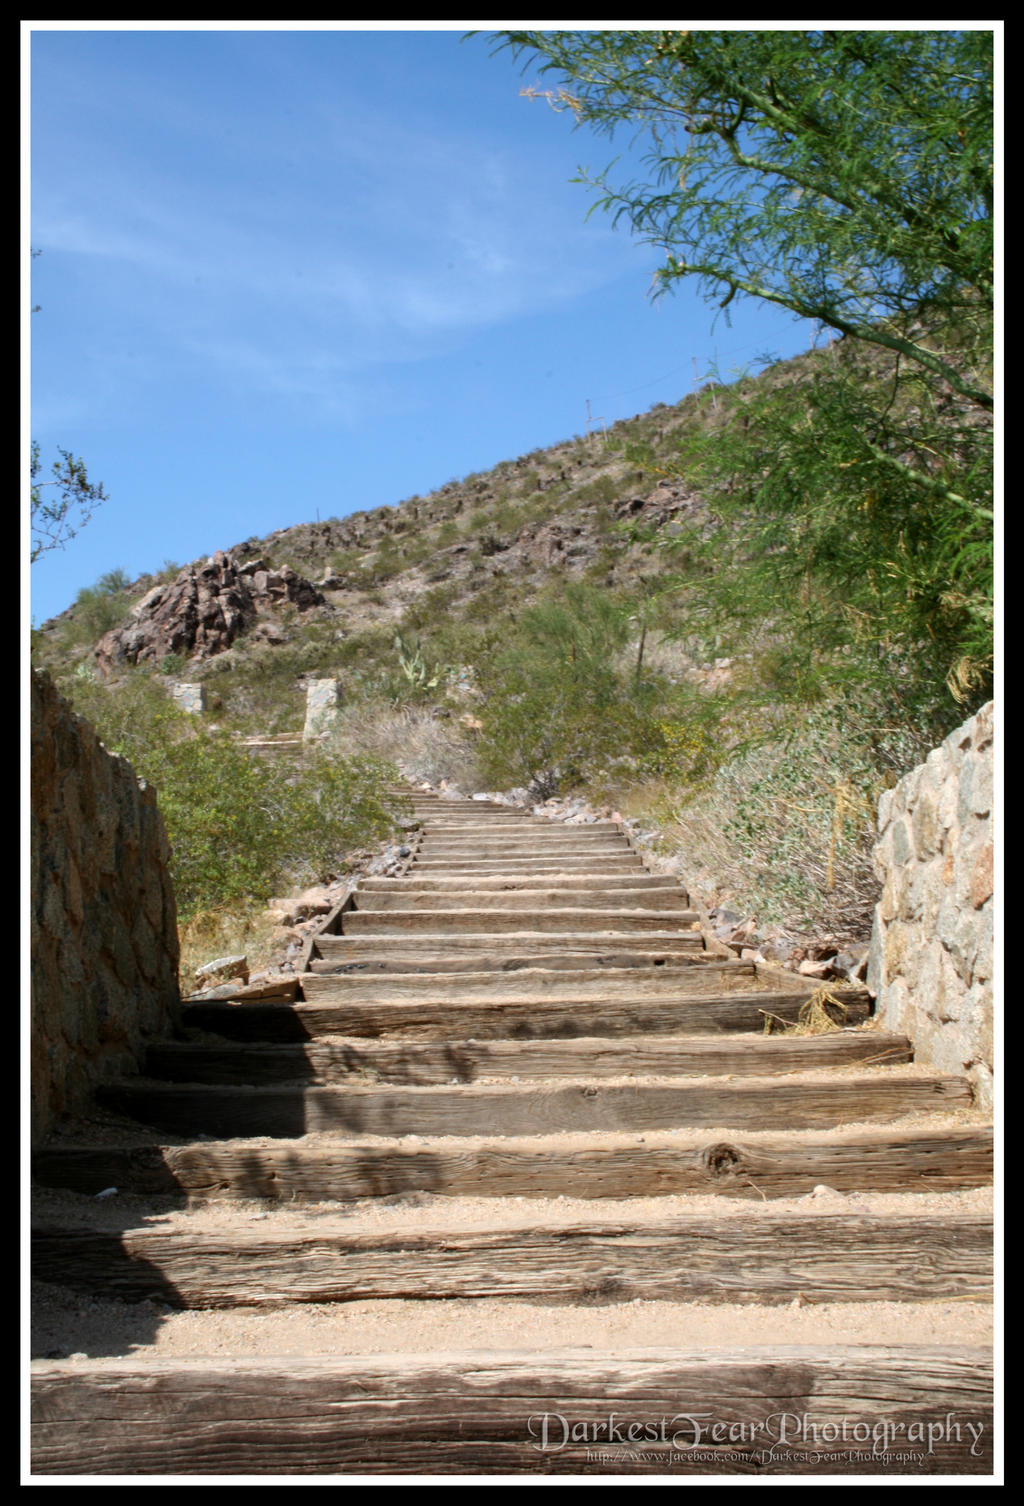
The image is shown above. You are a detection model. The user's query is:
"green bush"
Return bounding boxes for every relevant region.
[474,582,674,796]
[67,569,135,645]
[64,673,404,918]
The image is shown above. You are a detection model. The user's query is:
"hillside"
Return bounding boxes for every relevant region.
[32,387,710,722]
[31,336,992,949]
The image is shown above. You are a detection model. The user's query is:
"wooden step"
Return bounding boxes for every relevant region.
[358,873,682,892]
[94,1069,974,1139]
[144,1030,914,1086]
[338,908,703,935]
[407,857,646,873]
[312,933,712,969]
[415,838,632,855]
[184,988,870,1041]
[32,1132,993,1198]
[30,1347,994,1474]
[32,1124,993,1202]
[301,963,776,1001]
[352,888,695,914]
[415,837,632,849]
[32,1208,992,1307]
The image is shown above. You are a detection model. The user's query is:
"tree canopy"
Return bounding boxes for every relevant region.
[31,442,109,564]
[494,29,992,409]
[493,29,995,717]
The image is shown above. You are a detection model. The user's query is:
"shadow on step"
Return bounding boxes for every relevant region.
[32,1184,190,1361]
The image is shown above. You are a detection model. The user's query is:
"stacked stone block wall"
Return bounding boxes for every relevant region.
[30,671,181,1143]
[867,702,994,1108]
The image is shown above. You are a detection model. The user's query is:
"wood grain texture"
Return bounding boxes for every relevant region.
[32,1126,994,1202]
[185,991,870,1041]
[143,1031,914,1086]
[30,1347,994,1475]
[358,873,683,891]
[32,1212,992,1307]
[339,908,703,934]
[353,889,696,913]
[96,1070,972,1139]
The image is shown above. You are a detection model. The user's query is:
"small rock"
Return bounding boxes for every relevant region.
[798,958,836,979]
[833,946,869,982]
[194,954,249,987]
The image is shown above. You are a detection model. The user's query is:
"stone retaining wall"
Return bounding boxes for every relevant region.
[867,702,994,1108]
[30,671,181,1143]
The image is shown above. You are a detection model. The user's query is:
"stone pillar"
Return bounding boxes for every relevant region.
[172,682,207,714]
[304,679,342,741]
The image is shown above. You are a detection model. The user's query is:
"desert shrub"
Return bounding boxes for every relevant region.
[64,672,403,918]
[474,582,676,797]
[66,570,136,645]
[327,702,484,790]
[641,701,933,936]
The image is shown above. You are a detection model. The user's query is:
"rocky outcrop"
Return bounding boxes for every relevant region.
[867,702,994,1108]
[31,671,181,1142]
[93,551,325,673]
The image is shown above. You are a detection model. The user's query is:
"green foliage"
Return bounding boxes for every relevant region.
[31,441,109,563]
[662,337,993,721]
[495,29,992,407]
[67,569,135,644]
[657,698,931,934]
[96,567,132,593]
[493,27,993,721]
[637,717,721,787]
[65,673,403,919]
[475,582,672,796]
[393,631,444,694]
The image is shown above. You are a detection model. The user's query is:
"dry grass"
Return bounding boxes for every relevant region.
[760,986,850,1037]
[618,716,885,940]
[177,907,283,990]
[325,702,485,790]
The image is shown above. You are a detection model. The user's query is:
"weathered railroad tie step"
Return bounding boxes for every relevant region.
[312,934,710,969]
[30,1347,994,1475]
[414,840,634,856]
[184,989,869,1040]
[317,925,710,947]
[407,857,648,873]
[339,909,702,935]
[352,889,695,914]
[359,873,683,891]
[144,1030,914,1085]
[33,1125,993,1202]
[94,1069,973,1139]
[33,1210,992,1308]
[301,963,782,1000]
[412,837,635,849]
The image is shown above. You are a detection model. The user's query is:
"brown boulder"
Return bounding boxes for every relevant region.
[93,551,325,673]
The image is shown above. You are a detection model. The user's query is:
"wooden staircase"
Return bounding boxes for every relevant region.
[31,790,994,1475]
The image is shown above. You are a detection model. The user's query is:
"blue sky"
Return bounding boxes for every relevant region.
[27,23,832,626]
